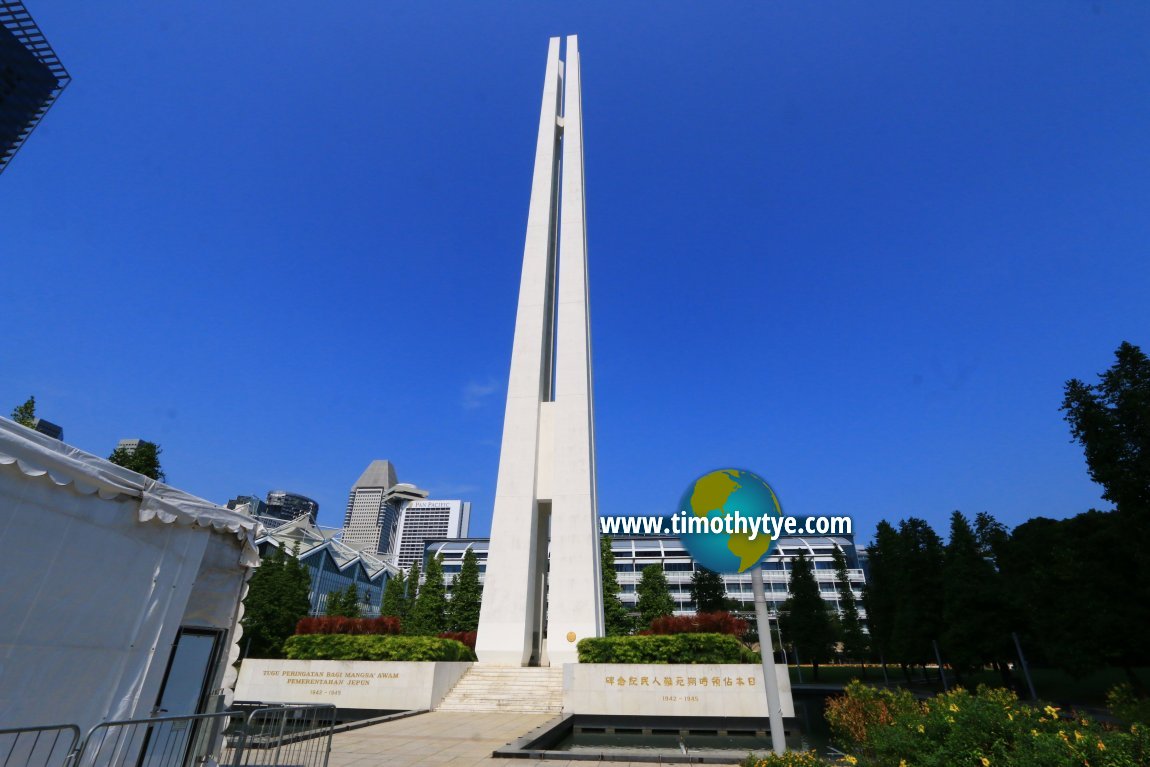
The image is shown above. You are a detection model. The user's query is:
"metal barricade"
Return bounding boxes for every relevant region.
[0,725,81,767]
[226,705,335,767]
[76,711,243,767]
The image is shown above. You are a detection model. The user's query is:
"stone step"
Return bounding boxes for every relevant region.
[436,665,565,714]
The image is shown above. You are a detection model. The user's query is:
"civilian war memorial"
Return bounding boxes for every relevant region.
[2,35,796,764]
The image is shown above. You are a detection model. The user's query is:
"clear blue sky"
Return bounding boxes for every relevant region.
[5,2,1148,544]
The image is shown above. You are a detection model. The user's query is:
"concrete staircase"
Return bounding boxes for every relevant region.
[436,665,564,714]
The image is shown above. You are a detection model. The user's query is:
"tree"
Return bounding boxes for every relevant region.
[108,440,166,481]
[830,545,868,664]
[863,520,899,670]
[889,518,945,676]
[381,570,409,620]
[408,555,447,635]
[326,583,361,617]
[241,543,312,658]
[447,547,482,632]
[1060,341,1150,687]
[11,396,35,428]
[779,551,835,681]
[636,564,675,626]
[689,567,727,614]
[600,536,634,635]
[1062,341,1150,519]
[940,511,1011,680]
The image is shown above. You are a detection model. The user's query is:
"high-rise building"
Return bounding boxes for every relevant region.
[31,417,62,440]
[341,460,427,555]
[115,438,141,455]
[226,494,268,518]
[265,490,319,524]
[0,2,70,174]
[394,499,470,571]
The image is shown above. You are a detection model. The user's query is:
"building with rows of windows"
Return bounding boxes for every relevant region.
[425,534,867,622]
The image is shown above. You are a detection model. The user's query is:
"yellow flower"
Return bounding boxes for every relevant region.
[917,724,925,734]
[949,703,960,712]
[1097,740,1106,751]
[1044,705,1060,717]
[843,757,858,766]
[898,761,907,767]
[980,758,990,767]
[945,716,955,724]
[1032,729,1039,737]
[1007,713,1013,721]
[1074,731,1084,742]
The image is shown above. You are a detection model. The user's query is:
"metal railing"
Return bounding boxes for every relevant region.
[0,724,81,767]
[1,705,334,767]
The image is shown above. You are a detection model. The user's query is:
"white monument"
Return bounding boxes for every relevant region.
[475,35,603,667]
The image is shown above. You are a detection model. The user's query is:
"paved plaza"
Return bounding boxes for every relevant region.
[326,711,645,767]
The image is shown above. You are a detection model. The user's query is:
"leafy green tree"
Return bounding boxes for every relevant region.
[11,396,35,428]
[1061,341,1150,686]
[408,555,447,635]
[941,511,1011,679]
[636,564,675,626]
[381,570,408,620]
[831,545,868,664]
[890,518,945,675]
[1062,341,1150,520]
[779,551,835,681]
[326,583,361,617]
[447,547,482,632]
[862,520,900,670]
[108,440,166,481]
[600,536,635,635]
[241,543,312,658]
[689,567,727,614]
[406,561,421,607]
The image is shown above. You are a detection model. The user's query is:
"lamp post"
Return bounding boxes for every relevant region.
[751,566,786,755]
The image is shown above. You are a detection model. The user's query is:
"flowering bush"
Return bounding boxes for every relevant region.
[826,681,1150,767]
[1108,683,1150,727]
[295,616,402,635]
[645,611,749,638]
[739,750,824,767]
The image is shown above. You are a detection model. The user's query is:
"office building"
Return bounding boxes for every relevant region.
[31,417,61,440]
[226,494,268,518]
[427,534,867,622]
[341,460,427,556]
[265,490,319,524]
[0,2,70,174]
[394,499,470,570]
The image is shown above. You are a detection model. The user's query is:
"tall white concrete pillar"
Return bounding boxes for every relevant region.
[475,36,603,667]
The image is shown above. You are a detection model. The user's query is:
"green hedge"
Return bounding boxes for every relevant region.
[577,633,758,664]
[284,634,477,662]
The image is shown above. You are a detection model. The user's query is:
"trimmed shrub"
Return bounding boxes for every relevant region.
[645,611,748,638]
[438,631,477,650]
[284,634,476,662]
[577,633,758,664]
[295,616,402,635]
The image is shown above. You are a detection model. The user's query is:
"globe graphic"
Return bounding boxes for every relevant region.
[677,468,783,574]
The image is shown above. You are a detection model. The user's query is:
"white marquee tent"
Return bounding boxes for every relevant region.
[0,418,262,731]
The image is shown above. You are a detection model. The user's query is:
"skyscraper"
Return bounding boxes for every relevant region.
[0,2,70,174]
[265,490,319,524]
[394,499,470,571]
[341,460,427,555]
